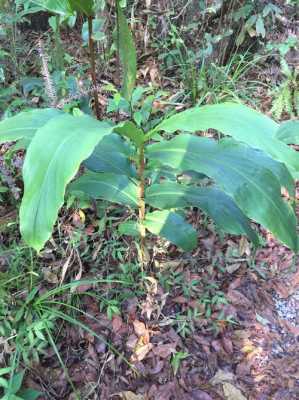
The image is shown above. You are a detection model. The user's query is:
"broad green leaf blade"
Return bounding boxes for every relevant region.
[17,388,42,400]
[114,121,144,147]
[116,1,137,101]
[84,133,136,177]
[35,0,94,16]
[10,371,24,394]
[118,220,140,237]
[146,183,259,246]
[32,0,73,15]
[69,172,138,208]
[20,114,113,252]
[275,120,299,144]
[69,0,94,16]
[147,102,299,179]
[144,210,197,251]
[0,108,62,144]
[147,135,298,251]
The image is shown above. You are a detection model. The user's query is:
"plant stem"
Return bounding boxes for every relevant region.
[138,144,146,270]
[87,15,101,120]
[54,15,64,71]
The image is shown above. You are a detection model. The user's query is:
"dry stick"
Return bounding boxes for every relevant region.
[87,15,101,120]
[138,143,146,272]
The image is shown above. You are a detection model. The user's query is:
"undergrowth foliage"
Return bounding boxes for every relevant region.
[0,0,298,262]
[0,0,298,398]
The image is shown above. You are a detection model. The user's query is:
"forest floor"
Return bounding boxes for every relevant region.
[1,4,299,399]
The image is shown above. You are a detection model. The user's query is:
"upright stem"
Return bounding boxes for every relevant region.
[54,15,64,71]
[115,0,121,84]
[87,16,101,120]
[138,144,146,270]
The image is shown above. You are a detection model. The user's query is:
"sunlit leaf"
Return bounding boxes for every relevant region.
[147,102,299,179]
[144,210,197,251]
[0,108,61,144]
[116,0,137,101]
[146,182,259,246]
[69,172,138,208]
[147,135,298,251]
[20,113,113,251]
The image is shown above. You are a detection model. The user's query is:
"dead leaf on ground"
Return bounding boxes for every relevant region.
[152,343,176,358]
[222,382,247,400]
[190,390,214,400]
[130,341,153,363]
[133,320,150,342]
[210,369,234,385]
[117,391,146,400]
[42,268,59,284]
[226,263,242,274]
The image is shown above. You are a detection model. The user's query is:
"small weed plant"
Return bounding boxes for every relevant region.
[0,1,298,268]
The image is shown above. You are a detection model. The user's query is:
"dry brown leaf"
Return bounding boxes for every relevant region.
[131,342,153,363]
[226,263,242,274]
[133,320,149,339]
[239,237,250,256]
[126,334,138,350]
[144,276,158,295]
[60,252,73,285]
[152,343,176,358]
[222,382,247,400]
[42,268,59,284]
[210,370,234,385]
[112,315,123,334]
[141,295,155,320]
[118,391,145,400]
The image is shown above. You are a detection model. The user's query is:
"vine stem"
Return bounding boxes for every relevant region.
[87,15,101,120]
[138,144,146,271]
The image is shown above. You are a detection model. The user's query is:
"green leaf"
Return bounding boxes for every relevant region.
[84,133,136,177]
[69,0,94,15]
[147,135,298,251]
[116,0,137,101]
[32,0,73,15]
[146,183,259,246]
[0,108,61,144]
[10,371,25,394]
[114,121,144,147]
[275,120,299,144]
[81,18,105,43]
[144,210,197,251]
[33,0,94,15]
[147,102,299,179]
[17,388,42,400]
[118,220,140,237]
[256,14,265,38]
[20,113,113,251]
[0,368,12,377]
[69,172,138,208]
[0,377,8,388]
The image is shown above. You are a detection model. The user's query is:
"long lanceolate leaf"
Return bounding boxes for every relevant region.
[275,120,299,145]
[69,172,138,208]
[147,102,299,179]
[116,1,137,102]
[144,210,197,251]
[147,135,298,251]
[32,0,74,15]
[20,114,113,252]
[84,133,136,177]
[146,183,260,247]
[33,0,94,15]
[69,0,94,15]
[0,108,61,144]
